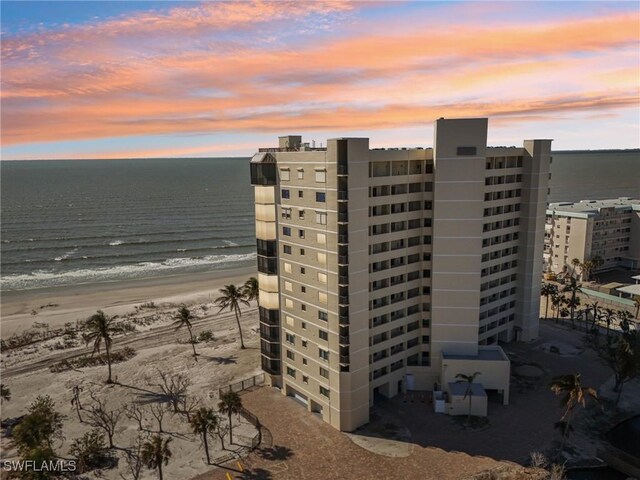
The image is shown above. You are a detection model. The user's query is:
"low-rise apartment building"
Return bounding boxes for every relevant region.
[250,118,551,431]
[545,198,640,276]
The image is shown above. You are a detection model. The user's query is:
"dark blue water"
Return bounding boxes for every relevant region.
[1,151,638,291]
[1,158,255,290]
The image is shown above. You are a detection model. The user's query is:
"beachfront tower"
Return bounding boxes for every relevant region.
[250,118,552,431]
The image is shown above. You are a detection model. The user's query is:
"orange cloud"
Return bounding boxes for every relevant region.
[1,6,639,150]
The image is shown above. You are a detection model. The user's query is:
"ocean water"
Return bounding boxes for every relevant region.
[1,151,638,291]
[1,158,255,290]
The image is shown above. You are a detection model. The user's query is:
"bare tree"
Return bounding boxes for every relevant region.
[71,385,83,423]
[215,423,230,451]
[120,434,147,480]
[124,403,146,431]
[148,402,170,433]
[156,371,191,413]
[178,395,200,422]
[86,392,123,449]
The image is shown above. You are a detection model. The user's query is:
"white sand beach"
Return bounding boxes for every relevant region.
[1,266,263,480]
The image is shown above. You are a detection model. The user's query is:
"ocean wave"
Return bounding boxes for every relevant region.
[3,235,254,253]
[1,252,257,291]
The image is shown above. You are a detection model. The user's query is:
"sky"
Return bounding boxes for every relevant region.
[1,1,639,160]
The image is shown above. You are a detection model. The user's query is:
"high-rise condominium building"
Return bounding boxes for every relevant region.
[250,118,551,431]
[544,198,640,276]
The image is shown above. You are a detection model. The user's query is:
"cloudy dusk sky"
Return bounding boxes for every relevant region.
[1,1,639,160]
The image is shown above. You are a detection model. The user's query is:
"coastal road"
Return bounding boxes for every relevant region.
[1,308,258,379]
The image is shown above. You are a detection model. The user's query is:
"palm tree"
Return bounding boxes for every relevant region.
[586,302,600,334]
[218,390,242,444]
[550,374,599,452]
[173,305,198,358]
[85,310,121,384]
[603,308,616,342]
[541,283,557,321]
[242,277,259,303]
[189,408,219,464]
[562,277,582,329]
[551,293,565,323]
[570,258,581,277]
[141,435,172,480]
[215,285,250,349]
[455,372,481,426]
[1,384,10,403]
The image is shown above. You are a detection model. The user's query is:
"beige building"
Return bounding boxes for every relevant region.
[544,198,640,276]
[250,118,552,431]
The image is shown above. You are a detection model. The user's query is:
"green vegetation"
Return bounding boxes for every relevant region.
[84,310,124,383]
[50,346,136,373]
[141,435,172,480]
[173,305,198,358]
[189,407,219,464]
[69,429,111,473]
[218,390,242,445]
[550,373,598,453]
[215,284,250,349]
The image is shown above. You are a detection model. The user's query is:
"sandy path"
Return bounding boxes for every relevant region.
[2,307,256,378]
[0,266,256,338]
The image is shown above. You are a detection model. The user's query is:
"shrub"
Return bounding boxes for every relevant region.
[70,429,112,473]
[12,396,64,455]
[197,330,215,342]
[50,347,137,373]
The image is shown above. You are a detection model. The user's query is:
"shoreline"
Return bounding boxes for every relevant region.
[0,265,257,338]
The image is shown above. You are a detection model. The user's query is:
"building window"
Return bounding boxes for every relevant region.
[284,281,293,292]
[320,386,330,398]
[316,212,327,225]
[301,286,306,293]
[286,349,295,360]
[319,330,329,341]
[318,311,328,321]
[297,168,304,179]
[318,272,327,284]
[284,262,292,273]
[280,168,290,181]
[318,292,328,304]
[281,207,291,219]
[299,229,305,238]
[302,340,308,347]
[298,190,304,198]
[286,367,296,378]
[300,248,305,255]
[283,227,291,236]
[301,321,307,329]
[317,252,326,265]
[319,367,329,378]
[300,267,306,274]
[285,298,293,308]
[315,169,326,183]
[317,233,326,244]
[283,245,292,254]
[316,192,326,202]
[302,375,309,384]
[299,209,305,220]
[301,304,307,311]
[282,189,290,199]
[285,333,295,344]
[319,348,329,361]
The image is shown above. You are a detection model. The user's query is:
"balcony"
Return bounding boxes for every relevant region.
[339,335,350,345]
[339,355,350,365]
